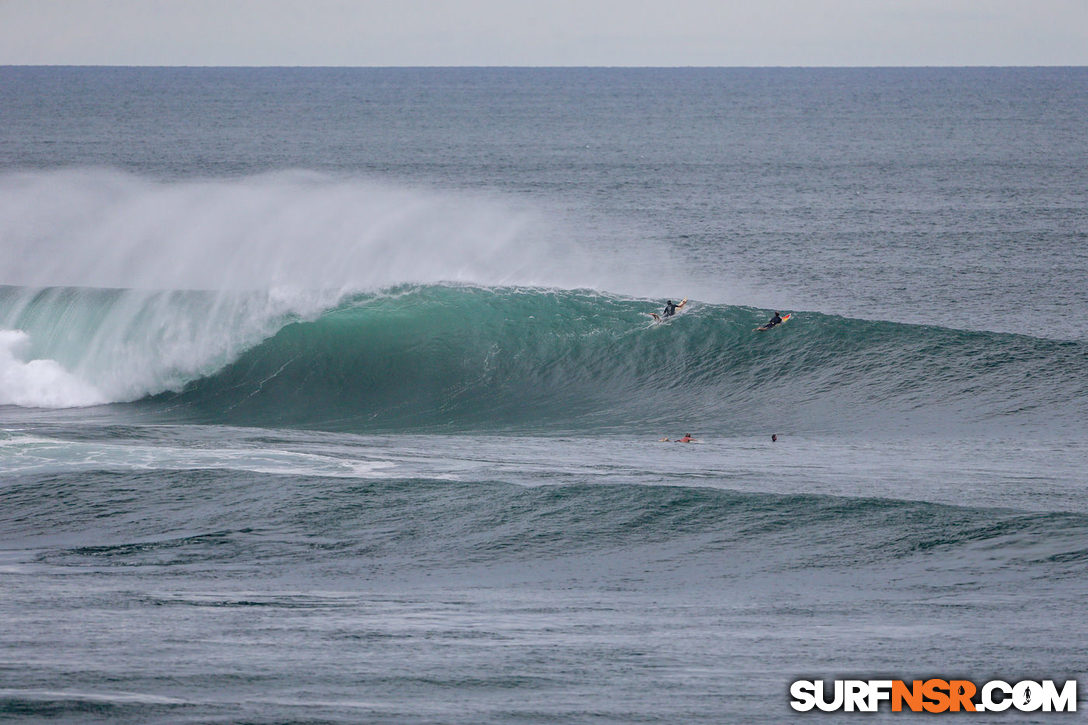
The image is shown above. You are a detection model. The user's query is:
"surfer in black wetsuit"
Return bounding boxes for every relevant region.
[755,311,783,331]
[648,298,687,322]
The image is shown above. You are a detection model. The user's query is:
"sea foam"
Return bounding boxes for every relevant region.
[0,329,106,408]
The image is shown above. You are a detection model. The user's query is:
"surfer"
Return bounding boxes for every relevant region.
[677,433,696,443]
[648,298,687,322]
[755,311,785,331]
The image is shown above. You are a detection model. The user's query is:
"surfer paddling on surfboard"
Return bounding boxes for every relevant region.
[648,298,687,322]
[755,311,790,331]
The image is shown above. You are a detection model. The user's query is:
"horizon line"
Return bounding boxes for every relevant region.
[4,63,1087,69]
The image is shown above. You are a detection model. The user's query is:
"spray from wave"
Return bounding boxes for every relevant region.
[0,168,682,408]
[0,168,609,291]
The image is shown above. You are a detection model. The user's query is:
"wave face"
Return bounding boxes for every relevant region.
[141,285,1085,434]
[2,278,1083,434]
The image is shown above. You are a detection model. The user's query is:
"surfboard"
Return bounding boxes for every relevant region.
[755,313,790,331]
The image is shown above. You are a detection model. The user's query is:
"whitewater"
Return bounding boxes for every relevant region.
[1,66,1087,723]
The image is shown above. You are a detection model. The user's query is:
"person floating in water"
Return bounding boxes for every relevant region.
[659,433,696,443]
[755,311,785,331]
[648,298,687,322]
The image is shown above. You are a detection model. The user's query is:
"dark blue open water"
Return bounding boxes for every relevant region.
[1,67,1087,722]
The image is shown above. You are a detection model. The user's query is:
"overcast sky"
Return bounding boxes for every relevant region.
[1,0,1085,67]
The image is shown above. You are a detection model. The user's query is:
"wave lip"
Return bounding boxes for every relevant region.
[0,285,320,406]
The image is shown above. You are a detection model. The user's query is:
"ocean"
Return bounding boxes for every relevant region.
[1,66,1086,722]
